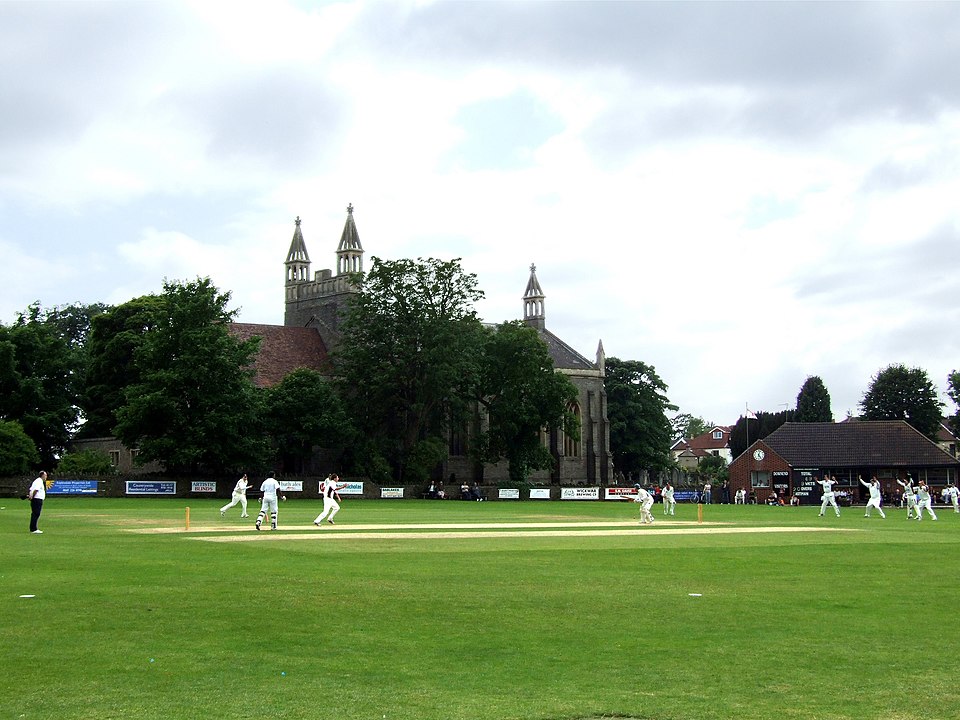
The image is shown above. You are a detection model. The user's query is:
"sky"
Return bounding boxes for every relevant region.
[2,0,959,426]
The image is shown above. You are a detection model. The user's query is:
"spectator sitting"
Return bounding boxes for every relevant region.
[767,491,780,506]
[460,481,470,500]
[470,482,484,501]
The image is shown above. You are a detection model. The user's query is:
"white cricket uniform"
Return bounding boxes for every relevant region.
[948,486,959,513]
[257,477,281,529]
[859,478,885,518]
[818,478,840,517]
[630,488,655,524]
[314,477,342,524]
[662,485,675,516]
[220,477,249,517]
[734,489,745,505]
[896,480,917,517]
[915,485,937,521]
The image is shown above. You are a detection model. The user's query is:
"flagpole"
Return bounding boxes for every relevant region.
[746,402,750,449]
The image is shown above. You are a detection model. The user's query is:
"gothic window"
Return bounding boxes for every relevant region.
[450,422,468,457]
[564,403,581,457]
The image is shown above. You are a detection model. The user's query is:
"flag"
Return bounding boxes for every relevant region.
[744,408,757,420]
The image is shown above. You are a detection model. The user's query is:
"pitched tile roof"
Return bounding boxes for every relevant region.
[686,426,732,451]
[229,323,330,388]
[538,328,596,371]
[763,421,957,467]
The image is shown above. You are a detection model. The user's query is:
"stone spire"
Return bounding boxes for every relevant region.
[285,216,311,285]
[336,203,364,275]
[596,339,606,375]
[523,263,545,330]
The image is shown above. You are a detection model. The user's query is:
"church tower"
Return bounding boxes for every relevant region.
[523,263,546,330]
[283,205,363,351]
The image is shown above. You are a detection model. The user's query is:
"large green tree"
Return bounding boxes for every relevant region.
[336,257,486,483]
[860,364,943,440]
[0,304,85,466]
[114,278,268,474]
[473,321,580,484]
[795,375,833,422]
[670,412,711,441]
[80,295,164,437]
[263,368,352,473]
[605,358,676,479]
[948,370,960,436]
[0,419,40,475]
[729,409,795,459]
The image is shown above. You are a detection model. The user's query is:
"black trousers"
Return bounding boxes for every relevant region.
[29,498,43,532]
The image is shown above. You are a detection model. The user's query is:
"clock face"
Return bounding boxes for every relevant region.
[753,449,765,461]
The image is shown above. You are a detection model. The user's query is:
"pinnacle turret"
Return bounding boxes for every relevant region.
[523,263,546,330]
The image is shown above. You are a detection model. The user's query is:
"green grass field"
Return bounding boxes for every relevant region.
[3,497,957,720]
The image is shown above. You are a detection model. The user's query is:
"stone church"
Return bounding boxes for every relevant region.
[243,205,613,485]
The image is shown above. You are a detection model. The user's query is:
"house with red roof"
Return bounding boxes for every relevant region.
[671,425,733,469]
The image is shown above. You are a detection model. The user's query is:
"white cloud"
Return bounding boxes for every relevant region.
[2,0,960,427]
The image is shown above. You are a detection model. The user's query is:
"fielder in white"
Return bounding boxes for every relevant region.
[255,473,284,531]
[915,481,937,521]
[817,476,841,517]
[220,474,250,518]
[662,482,676,516]
[314,473,346,526]
[947,482,959,513]
[896,477,917,519]
[734,488,746,505]
[625,483,655,524]
[859,476,886,519]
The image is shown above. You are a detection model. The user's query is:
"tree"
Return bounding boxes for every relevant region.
[947,370,960,437]
[80,296,164,438]
[263,368,352,473]
[0,304,83,466]
[670,412,711,441]
[336,257,486,483]
[0,419,40,475]
[697,453,729,484]
[729,409,795,459]
[114,278,268,474]
[860,364,943,440]
[605,358,676,479]
[795,376,833,422]
[57,448,115,475]
[473,321,580,484]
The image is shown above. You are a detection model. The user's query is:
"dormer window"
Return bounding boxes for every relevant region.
[713,430,723,439]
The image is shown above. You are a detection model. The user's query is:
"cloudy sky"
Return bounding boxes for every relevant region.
[3,0,959,425]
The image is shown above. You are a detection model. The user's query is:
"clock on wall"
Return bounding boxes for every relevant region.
[753,448,765,461]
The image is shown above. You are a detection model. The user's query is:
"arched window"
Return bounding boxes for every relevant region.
[564,403,581,457]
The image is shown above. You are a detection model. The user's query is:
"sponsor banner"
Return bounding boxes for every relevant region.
[605,487,635,500]
[47,479,98,495]
[498,488,520,500]
[673,490,697,502]
[279,481,303,492]
[561,487,600,500]
[528,488,551,500]
[126,481,176,495]
[340,481,364,495]
[191,481,217,493]
[381,487,404,499]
